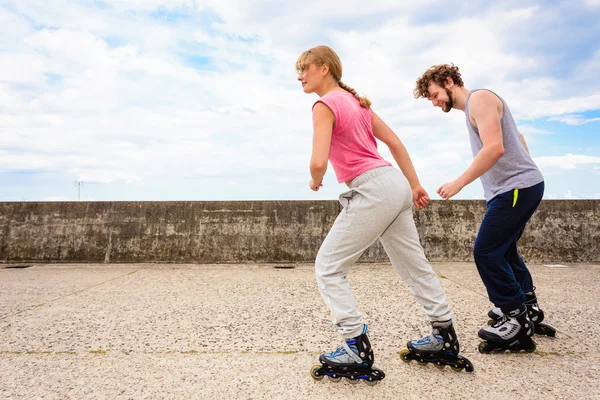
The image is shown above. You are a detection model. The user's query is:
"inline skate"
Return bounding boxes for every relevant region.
[487,289,556,337]
[479,304,537,353]
[310,325,385,385]
[399,320,474,372]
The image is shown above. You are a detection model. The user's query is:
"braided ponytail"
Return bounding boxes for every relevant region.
[338,80,372,109]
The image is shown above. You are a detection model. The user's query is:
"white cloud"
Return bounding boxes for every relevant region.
[0,1,599,200]
[102,0,197,11]
[535,154,600,170]
[548,114,600,125]
[0,52,48,84]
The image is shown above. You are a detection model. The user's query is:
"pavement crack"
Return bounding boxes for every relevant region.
[0,270,139,321]
[439,274,489,299]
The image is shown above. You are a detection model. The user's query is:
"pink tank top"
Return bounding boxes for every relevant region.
[314,91,392,183]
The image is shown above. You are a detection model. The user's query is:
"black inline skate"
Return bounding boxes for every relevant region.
[310,325,385,385]
[399,320,474,372]
[487,288,556,337]
[479,304,537,353]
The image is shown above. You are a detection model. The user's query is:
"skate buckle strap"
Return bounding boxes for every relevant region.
[343,340,363,364]
[416,336,429,345]
[492,314,509,328]
[328,345,348,358]
[415,335,432,345]
[414,333,443,347]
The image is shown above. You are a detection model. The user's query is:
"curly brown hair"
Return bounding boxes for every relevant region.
[413,64,464,99]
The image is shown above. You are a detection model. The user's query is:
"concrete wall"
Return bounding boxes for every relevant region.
[0,200,598,264]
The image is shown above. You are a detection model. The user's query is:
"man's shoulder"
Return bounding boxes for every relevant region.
[469,89,501,103]
[468,89,502,114]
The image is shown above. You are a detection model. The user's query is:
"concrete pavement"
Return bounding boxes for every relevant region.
[1,262,598,400]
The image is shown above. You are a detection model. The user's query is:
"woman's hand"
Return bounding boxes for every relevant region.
[309,179,323,191]
[412,185,430,209]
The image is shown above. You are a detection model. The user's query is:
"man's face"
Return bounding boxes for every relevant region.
[427,81,453,113]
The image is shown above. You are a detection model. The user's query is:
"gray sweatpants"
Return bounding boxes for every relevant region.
[315,166,453,339]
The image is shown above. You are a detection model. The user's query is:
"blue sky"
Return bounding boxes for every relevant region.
[0,0,599,201]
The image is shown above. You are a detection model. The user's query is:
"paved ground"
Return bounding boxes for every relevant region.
[0,262,598,400]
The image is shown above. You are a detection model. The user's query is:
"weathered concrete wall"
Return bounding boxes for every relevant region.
[396,200,598,263]
[0,200,598,264]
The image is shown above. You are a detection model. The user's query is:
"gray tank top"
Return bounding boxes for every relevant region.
[465,89,544,200]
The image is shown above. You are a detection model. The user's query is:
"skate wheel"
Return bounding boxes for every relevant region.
[507,337,536,353]
[434,361,446,370]
[478,341,489,354]
[417,359,428,366]
[487,319,495,326]
[455,355,475,372]
[523,340,536,353]
[346,377,360,384]
[364,377,379,386]
[399,349,411,363]
[309,364,323,381]
[364,369,385,385]
[450,364,463,372]
[327,375,342,383]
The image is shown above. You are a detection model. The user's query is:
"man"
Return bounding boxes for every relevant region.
[413,64,555,353]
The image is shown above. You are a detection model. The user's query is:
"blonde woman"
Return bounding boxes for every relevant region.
[297,46,474,384]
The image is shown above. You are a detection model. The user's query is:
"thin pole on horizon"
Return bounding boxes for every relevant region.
[75,181,85,201]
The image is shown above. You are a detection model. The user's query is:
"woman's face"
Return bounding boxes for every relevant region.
[297,62,325,94]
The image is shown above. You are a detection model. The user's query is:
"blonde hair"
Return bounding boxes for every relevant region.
[296,45,372,109]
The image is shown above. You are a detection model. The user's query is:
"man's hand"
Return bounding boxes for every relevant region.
[412,185,430,209]
[437,180,464,200]
[309,179,323,192]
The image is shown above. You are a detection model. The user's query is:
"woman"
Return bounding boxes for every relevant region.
[298,46,473,384]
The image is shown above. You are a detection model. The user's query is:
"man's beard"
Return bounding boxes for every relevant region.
[443,87,454,113]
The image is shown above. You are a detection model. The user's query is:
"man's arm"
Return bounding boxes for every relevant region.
[437,91,505,199]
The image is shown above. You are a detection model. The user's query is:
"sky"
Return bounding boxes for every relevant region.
[1,0,599,202]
